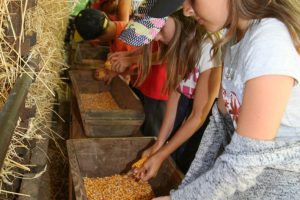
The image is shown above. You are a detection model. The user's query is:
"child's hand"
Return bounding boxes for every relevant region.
[133,153,165,181]
[111,57,133,73]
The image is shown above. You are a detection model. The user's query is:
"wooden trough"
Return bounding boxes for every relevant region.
[69,70,144,137]
[67,137,183,200]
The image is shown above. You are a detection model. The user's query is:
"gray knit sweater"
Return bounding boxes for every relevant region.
[170,103,300,200]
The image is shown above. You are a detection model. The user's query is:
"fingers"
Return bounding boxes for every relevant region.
[112,62,126,73]
[133,166,147,179]
[133,162,156,181]
[109,54,131,73]
[141,167,156,181]
[111,61,121,72]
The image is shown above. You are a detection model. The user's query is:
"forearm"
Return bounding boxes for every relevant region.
[156,107,209,160]
[156,91,180,146]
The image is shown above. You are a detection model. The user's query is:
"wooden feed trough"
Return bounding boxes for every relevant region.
[67,137,183,200]
[69,69,144,137]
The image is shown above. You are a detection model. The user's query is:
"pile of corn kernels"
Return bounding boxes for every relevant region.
[80,92,120,110]
[84,175,155,200]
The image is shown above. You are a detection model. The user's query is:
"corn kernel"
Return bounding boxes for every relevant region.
[84,175,155,200]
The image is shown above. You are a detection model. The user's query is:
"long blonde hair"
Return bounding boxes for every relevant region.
[213,0,300,55]
[137,10,216,92]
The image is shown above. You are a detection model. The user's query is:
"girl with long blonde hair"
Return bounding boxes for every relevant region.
[133,10,222,178]
[148,0,300,199]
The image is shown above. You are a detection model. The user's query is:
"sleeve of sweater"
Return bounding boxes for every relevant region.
[178,103,232,188]
[171,133,300,200]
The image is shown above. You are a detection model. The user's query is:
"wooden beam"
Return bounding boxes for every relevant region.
[0,71,33,169]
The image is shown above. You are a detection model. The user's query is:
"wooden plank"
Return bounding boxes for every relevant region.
[70,90,86,139]
[111,76,144,112]
[67,141,88,200]
[84,120,141,137]
[68,171,75,200]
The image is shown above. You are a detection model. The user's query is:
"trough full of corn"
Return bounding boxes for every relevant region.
[69,70,144,137]
[67,137,183,200]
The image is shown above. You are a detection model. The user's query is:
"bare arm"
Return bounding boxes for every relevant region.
[159,67,221,157]
[141,89,181,158]
[237,75,294,140]
[138,66,222,180]
[116,0,131,22]
[156,90,182,147]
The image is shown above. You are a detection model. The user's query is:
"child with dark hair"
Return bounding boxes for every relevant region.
[74,8,138,83]
[75,8,136,52]
[74,8,109,40]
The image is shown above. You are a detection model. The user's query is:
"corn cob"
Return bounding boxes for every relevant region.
[132,157,148,169]
[104,60,112,71]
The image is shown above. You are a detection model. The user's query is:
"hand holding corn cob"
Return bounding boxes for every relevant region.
[127,156,148,177]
